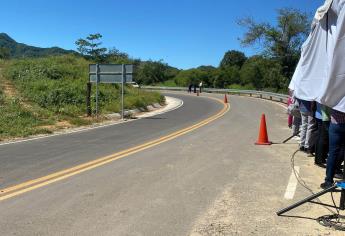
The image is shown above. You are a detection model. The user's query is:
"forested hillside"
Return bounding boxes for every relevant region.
[0,33,75,58]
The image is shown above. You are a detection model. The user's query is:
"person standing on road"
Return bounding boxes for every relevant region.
[188,84,192,93]
[315,103,330,167]
[321,109,345,189]
[298,98,318,155]
[199,81,203,93]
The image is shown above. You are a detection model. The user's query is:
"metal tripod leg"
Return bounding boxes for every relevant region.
[340,160,345,210]
[340,187,345,210]
[283,135,297,144]
[282,131,300,144]
[277,185,337,216]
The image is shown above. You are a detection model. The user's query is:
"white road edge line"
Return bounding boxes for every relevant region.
[0,96,183,147]
[284,166,300,200]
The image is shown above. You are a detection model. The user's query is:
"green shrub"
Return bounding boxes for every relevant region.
[156,79,177,87]
[0,99,50,139]
[0,89,4,105]
[227,83,255,90]
[68,117,92,126]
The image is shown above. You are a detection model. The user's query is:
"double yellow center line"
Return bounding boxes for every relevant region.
[0,96,229,201]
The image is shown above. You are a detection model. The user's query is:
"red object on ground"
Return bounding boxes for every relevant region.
[255,114,272,145]
[287,96,293,127]
[224,94,228,103]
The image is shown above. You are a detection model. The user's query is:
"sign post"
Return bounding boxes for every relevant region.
[95,64,99,118]
[121,64,125,120]
[89,64,133,120]
[86,82,92,116]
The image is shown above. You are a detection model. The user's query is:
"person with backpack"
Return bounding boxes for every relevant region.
[287,91,301,137]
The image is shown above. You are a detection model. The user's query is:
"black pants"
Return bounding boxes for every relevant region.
[315,120,330,165]
[325,123,345,183]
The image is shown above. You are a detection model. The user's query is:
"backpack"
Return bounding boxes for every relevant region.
[288,98,301,118]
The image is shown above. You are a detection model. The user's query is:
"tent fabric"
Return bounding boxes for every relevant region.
[288,59,301,92]
[289,0,345,112]
[290,12,329,101]
[319,0,345,112]
[315,0,334,21]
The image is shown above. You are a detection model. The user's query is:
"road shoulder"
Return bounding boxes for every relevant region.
[189,94,344,236]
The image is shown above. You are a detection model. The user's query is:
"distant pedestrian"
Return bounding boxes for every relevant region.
[193,84,197,93]
[188,84,192,93]
[199,81,203,93]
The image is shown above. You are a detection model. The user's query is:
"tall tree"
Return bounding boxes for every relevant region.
[238,8,310,78]
[75,33,107,62]
[105,47,129,63]
[214,66,240,88]
[240,56,263,89]
[136,60,169,85]
[220,50,247,69]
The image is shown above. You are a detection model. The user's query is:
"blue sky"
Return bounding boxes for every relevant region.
[1,0,323,69]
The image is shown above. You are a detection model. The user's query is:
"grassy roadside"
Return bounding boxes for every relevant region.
[0,67,52,139]
[0,55,164,141]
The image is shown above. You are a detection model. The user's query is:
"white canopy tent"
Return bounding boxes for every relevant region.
[319,0,345,112]
[289,0,345,112]
[289,0,334,101]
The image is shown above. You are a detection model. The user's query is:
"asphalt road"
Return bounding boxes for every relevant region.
[0,92,326,235]
[0,93,222,189]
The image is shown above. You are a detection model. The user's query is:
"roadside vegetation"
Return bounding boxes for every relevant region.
[0,63,51,139]
[0,55,164,140]
[0,95,52,139]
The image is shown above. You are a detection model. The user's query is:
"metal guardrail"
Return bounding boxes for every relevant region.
[142,86,289,104]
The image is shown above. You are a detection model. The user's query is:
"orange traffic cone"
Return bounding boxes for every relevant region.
[255,114,272,145]
[224,94,228,103]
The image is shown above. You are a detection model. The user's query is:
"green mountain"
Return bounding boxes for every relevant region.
[0,33,75,58]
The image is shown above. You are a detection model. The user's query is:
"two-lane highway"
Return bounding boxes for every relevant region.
[0,92,320,235]
[0,93,225,193]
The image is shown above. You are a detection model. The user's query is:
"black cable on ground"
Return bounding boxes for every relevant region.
[291,149,345,231]
[290,150,337,214]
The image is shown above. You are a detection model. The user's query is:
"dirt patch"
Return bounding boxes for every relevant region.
[0,69,16,98]
[190,188,242,236]
[1,80,16,97]
[38,120,74,131]
[0,69,34,110]
[56,121,73,128]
